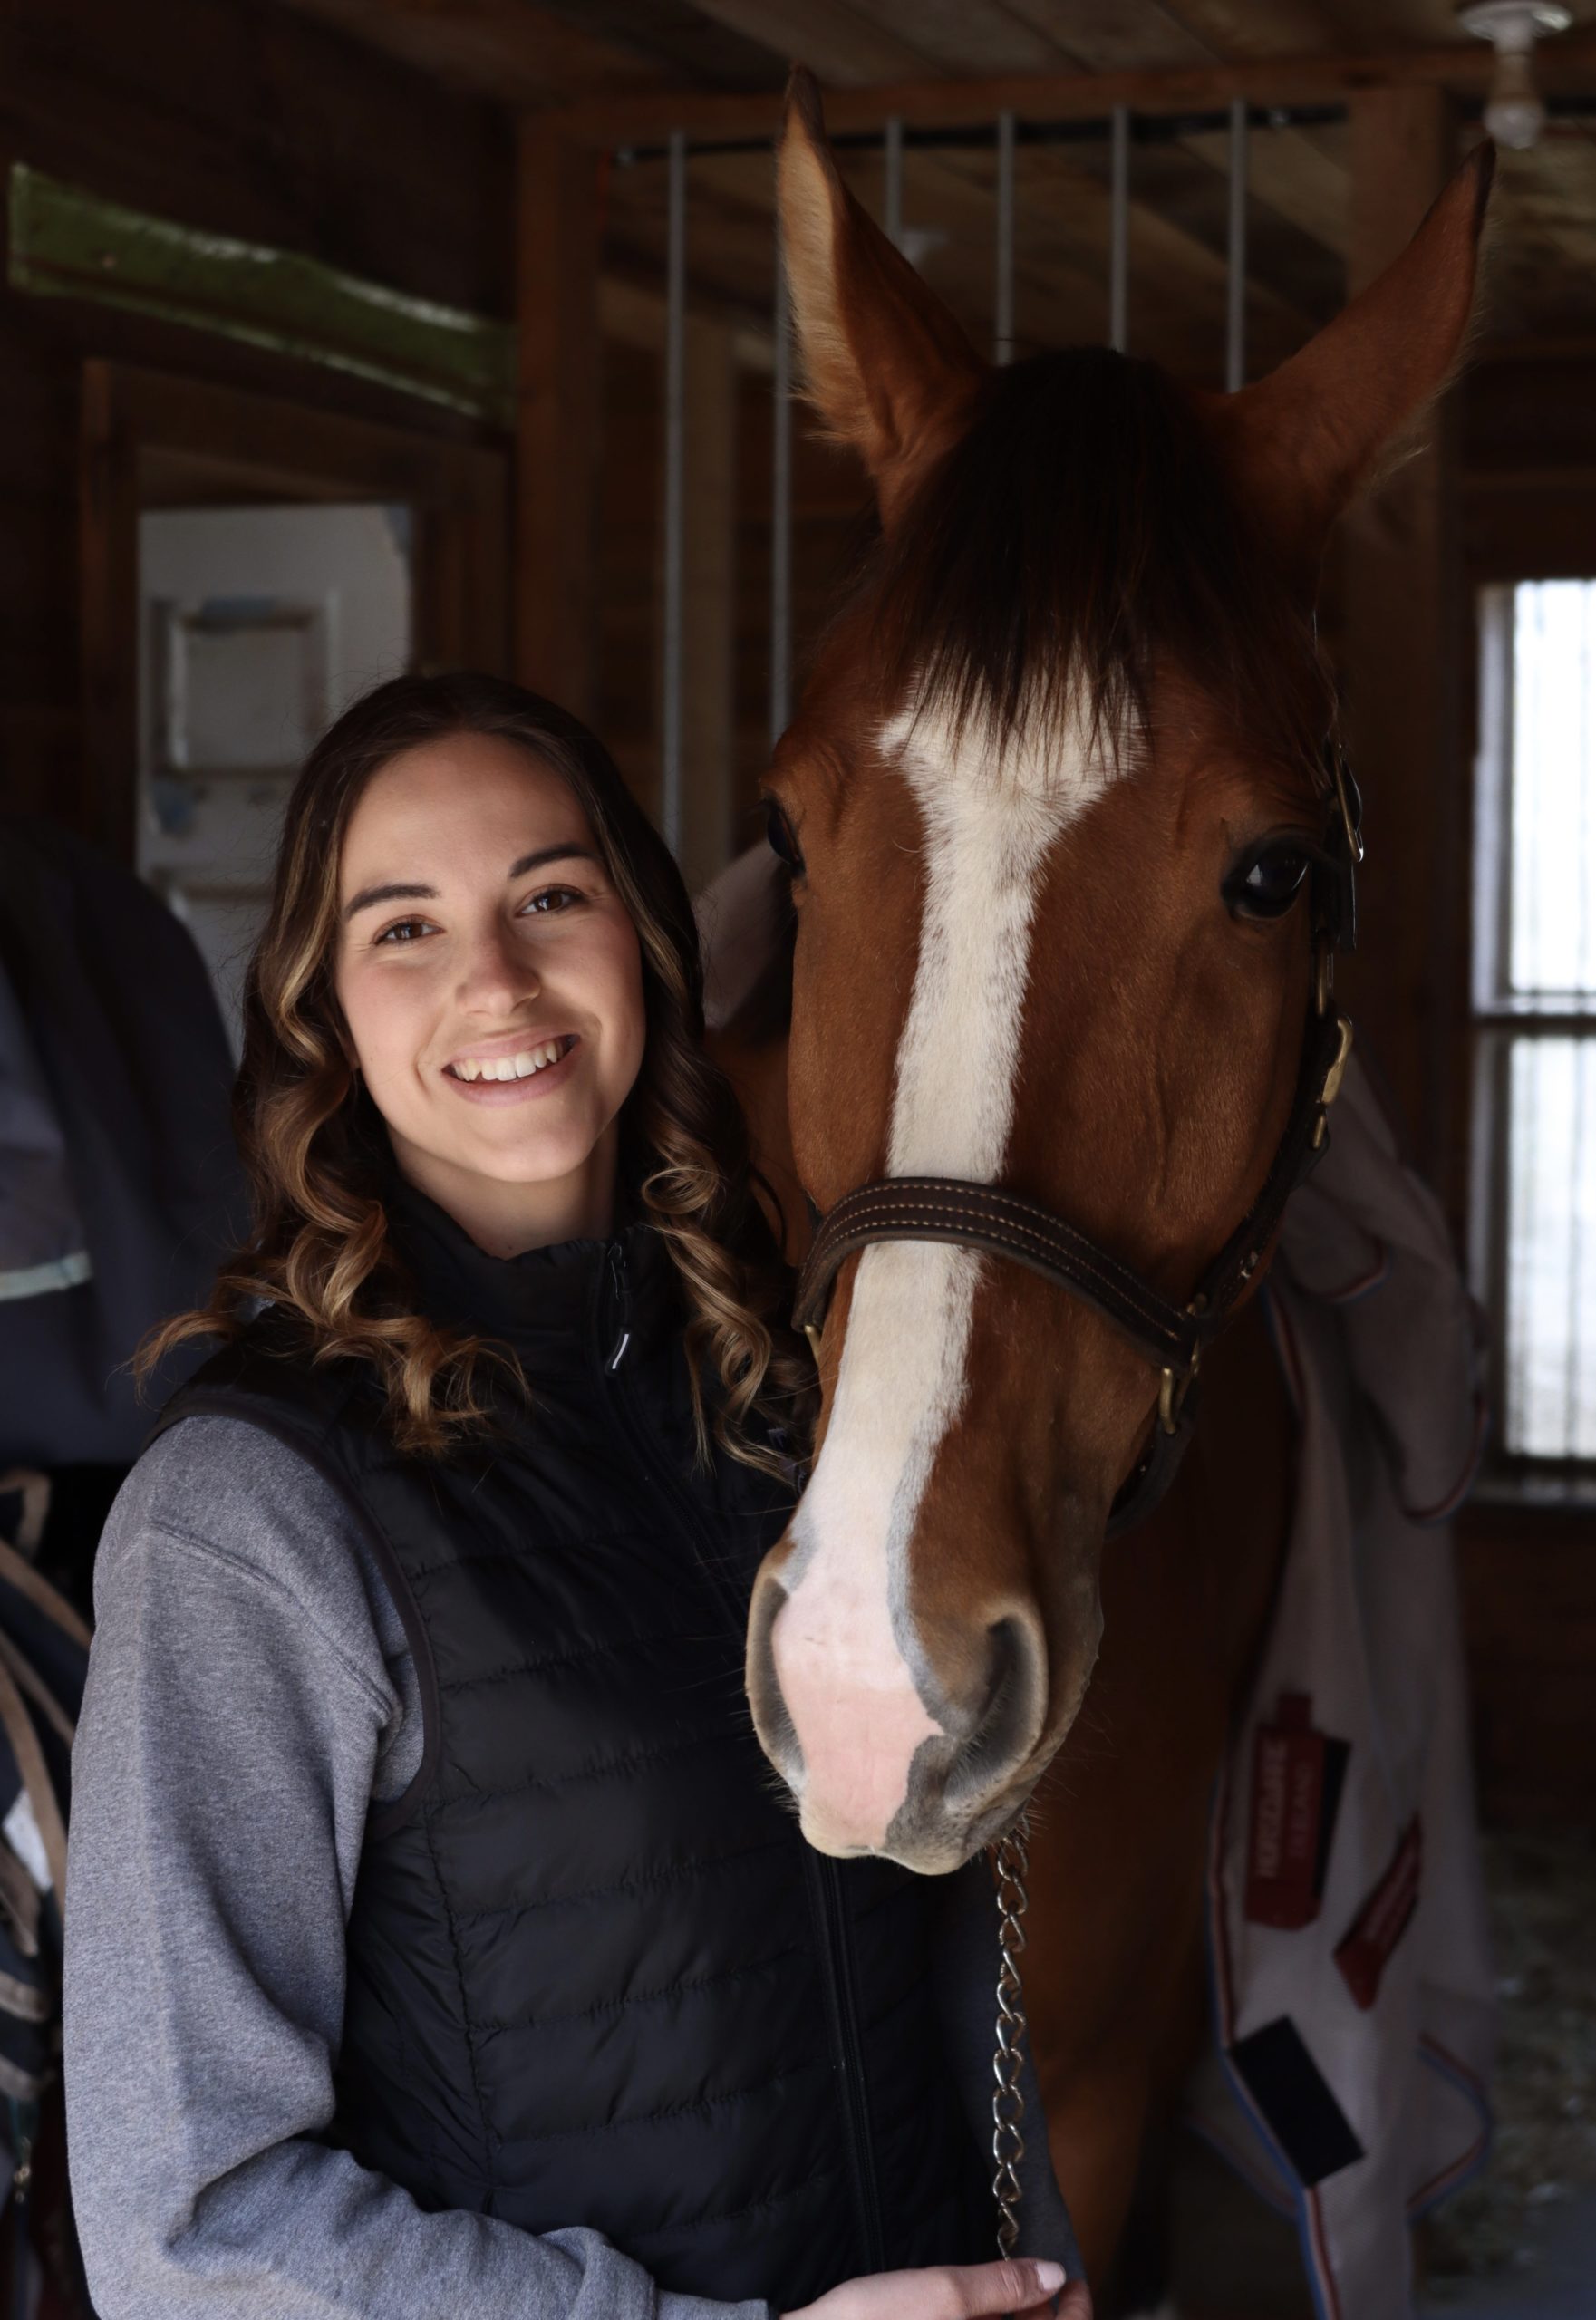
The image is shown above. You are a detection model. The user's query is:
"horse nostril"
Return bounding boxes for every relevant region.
[943,1615,1047,1809]
[746,1570,804,1789]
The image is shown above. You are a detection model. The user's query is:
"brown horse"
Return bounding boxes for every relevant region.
[718,74,1491,2292]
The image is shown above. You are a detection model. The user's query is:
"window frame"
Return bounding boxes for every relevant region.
[1468,580,1596,1501]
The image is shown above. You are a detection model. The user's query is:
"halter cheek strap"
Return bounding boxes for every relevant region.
[791,743,1363,1535]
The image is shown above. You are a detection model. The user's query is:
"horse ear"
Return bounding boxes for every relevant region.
[1205,140,1494,584]
[778,69,984,526]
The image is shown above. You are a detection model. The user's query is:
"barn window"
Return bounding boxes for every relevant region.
[1473,581,1596,1475]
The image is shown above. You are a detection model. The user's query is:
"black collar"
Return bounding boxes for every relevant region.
[384,1174,675,1365]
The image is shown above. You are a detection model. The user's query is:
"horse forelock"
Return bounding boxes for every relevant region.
[865,344,1331,787]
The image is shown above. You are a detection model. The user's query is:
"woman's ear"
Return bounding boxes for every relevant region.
[778,68,984,528]
[1198,140,1494,589]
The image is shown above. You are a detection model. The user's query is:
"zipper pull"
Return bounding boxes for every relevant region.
[605,1244,631,1372]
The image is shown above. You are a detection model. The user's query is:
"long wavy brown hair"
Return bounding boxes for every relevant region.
[144,672,813,1470]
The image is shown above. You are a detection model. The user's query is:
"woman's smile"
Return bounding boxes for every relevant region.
[440,1031,581,1100]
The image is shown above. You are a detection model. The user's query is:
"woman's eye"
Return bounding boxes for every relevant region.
[519,885,583,916]
[1228,846,1311,921]
[374,917,434,946]
[764,801,805,876]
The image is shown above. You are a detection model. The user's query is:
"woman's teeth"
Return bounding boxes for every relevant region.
[450,1040,568,1083]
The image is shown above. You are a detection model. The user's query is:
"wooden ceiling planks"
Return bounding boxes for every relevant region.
[1144,0,1341,59]
[519,1,783,92]
[270,0,675,102]
[829,0,1076,80]
[682,0,930,86]
[1001,1,1221,72]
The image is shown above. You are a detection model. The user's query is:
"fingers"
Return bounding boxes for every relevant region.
[933,2258,1068,2317]
[785,2257,1088,2320]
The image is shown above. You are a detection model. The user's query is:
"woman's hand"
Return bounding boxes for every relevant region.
[784,2257,1091,2320]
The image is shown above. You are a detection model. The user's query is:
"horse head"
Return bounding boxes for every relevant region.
[747,72,1491,1873]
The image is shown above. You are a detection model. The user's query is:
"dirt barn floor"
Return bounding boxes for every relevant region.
[1156,1827,1596,2319]
[1421,1828,1596,2313]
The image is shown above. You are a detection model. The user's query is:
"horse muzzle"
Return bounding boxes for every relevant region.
[747,1551,1082,1873]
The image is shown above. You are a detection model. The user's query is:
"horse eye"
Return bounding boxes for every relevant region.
[1227,845,1311,921]
[765,800,805,875]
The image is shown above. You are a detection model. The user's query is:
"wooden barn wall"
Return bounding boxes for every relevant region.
[0,0,514,838]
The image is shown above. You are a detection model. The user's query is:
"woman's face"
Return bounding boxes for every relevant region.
[334,730,647,1251]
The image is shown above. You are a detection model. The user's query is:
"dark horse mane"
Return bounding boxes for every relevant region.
[727,348,1336,1055]
[870,345,1333,778]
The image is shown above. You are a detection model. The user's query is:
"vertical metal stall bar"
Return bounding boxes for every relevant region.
[884,115,904,247]
[769,219,792,749]
[1225,97,1248,393]
[1569,1036,1590,1455]
[1108,104,1129,354]
[661,128,687,856]
[994,110,1016,365]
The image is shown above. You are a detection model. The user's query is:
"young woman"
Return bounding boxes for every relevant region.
[63,672,1086,2320]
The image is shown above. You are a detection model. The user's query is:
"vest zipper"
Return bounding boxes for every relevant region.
[803,1849,886,2274]
[599,1242,885,2273]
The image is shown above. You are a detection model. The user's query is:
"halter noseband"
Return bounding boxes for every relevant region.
[791,742,1363,1535]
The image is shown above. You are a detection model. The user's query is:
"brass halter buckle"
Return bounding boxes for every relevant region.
[1156,1297,1207,1436]
[1311,1012,1356,1150]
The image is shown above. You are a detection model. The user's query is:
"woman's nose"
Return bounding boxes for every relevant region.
[456,923,539,1010]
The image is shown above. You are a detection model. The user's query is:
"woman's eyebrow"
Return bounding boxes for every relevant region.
[508,843,601,879]
[343,880,435,923]
[342,845,599,923]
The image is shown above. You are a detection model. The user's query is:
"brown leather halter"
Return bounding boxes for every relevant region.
[792,746,1363,1535]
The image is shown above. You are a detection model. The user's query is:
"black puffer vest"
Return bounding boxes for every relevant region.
[157,1190,991,2305]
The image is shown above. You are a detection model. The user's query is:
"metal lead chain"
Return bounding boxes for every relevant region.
[989,1816,1031,2259]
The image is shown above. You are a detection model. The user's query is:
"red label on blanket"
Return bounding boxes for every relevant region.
[1335,1817,1422,2011]
[1245,1693,1326,1929]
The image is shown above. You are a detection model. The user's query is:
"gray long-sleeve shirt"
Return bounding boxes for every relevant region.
[64,1416,1079,2320]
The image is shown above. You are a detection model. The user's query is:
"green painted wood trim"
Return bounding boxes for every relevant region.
[7,162,516,428]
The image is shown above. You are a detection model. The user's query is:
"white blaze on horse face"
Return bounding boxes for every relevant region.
[772,694,1119,1855]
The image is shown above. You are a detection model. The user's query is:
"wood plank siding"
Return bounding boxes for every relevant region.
[0,0,513,835]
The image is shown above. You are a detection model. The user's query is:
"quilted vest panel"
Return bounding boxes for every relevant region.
[158,1218,990,2306]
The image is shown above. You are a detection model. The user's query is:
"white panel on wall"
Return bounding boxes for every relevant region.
[137,502,412,1051]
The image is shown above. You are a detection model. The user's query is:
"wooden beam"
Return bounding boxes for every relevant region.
[552,34,1596,148]
[1337,86,1465,1188]
[80,360,141,863]
[675,316,739,896]
[516,119,602,716]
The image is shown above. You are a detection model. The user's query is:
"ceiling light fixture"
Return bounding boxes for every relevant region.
[1457,1,1573,150]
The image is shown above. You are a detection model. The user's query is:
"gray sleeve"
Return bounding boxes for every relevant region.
[933,1856,1085,2281]
[63,1416,767,2320]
